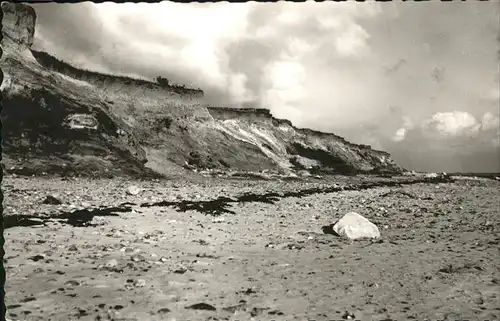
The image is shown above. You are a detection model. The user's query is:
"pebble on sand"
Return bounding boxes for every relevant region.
[134,279,146,287]
[126,186,141,196]
[332,212,381,240]
[42,195,63,205]
[105,259,118,268]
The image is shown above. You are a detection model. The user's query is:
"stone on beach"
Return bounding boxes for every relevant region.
[126,185,141,196]
[332,212,381,240]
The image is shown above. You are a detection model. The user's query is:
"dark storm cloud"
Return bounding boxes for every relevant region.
[224,40,278,106]
[32,3,107,62]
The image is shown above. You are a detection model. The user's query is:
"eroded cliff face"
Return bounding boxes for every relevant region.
[207,107,402,174]
[1,3,403,178]
[1,3,160,178]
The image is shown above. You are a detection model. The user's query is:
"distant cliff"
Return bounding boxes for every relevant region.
[1,2,403,178]
[208,107,382,151]
[206,107,401,175]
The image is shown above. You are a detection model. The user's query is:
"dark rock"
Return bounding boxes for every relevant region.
[42,195,63,205]
[28,255,44,262]
[64,280,80,287]
[250,307,268,317]
[321,224,337,235]
[242,287,257,295]
[268,310,284,316]
[21,297,36,303]
[185,303,217,311]
[77,309,88,316]
[173,268,187,274]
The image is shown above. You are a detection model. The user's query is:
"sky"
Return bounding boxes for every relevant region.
[31,1,500,173]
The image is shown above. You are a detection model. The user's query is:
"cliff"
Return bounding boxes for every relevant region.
[1,2,160,178]
[206,107,400,174]
[1,2,403,178]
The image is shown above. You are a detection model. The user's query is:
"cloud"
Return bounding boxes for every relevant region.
[391,116,415,142]
[390,111,500,172]
[392,128,406,142]
[262,58,307,120]
[481,112,500,131]
[423,111,481,137]
[480,112,500,147]
[393,111,499,142]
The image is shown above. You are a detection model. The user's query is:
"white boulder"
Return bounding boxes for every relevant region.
[63,114,98,130]
[333,212,381,240]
